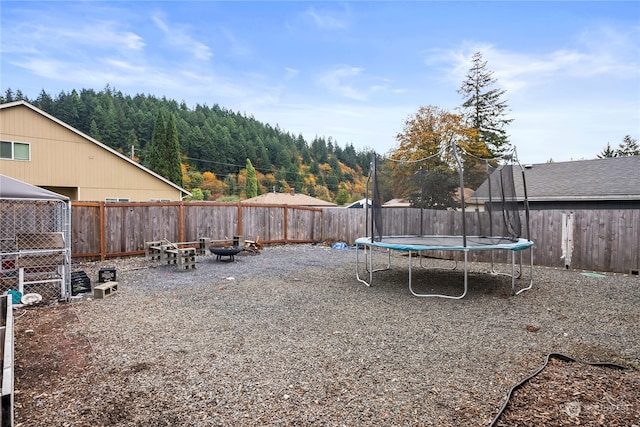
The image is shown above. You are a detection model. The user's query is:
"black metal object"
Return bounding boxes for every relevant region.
[71,270,91,295]
[98,267,116,283]
[210,246,243,262]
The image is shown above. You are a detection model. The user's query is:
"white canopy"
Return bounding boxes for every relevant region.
[0,174,69,201]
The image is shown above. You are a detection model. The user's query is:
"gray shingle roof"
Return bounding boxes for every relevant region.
[474,156,640,202]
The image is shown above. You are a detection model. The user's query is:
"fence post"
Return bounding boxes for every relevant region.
[100,201,106,261]
[237,203,243,238]
[179,202,185,243]
[284,206,289,243]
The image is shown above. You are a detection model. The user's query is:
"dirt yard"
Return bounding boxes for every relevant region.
[10,247,640,426]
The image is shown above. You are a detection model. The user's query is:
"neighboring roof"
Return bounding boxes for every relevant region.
[474,156,640,202]
[0,100,191,197]
[0,174,69,201]
[242,192,337,207]
[383,198,411,207]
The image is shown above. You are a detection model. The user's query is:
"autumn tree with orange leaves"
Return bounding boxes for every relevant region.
[387,105,490,207]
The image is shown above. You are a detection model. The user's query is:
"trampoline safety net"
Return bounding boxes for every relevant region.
[366,141,530,245]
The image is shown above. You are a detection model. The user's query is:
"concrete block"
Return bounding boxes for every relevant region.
[93,281,118,299]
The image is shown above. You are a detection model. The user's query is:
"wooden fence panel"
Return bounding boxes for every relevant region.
[241,205,285,242]
[68,202,639,273]
[103,204,179,255]
[183,203,239,243]
[528,209,564,269]
[320,208,364,244]
[570,210,640,273]
[70,203,100,256]
[286,207,321,242]
[621,209,640,272]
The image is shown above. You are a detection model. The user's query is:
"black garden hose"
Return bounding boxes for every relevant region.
[489,352,627,426]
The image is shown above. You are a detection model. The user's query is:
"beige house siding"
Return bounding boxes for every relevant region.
[0,101,188,201]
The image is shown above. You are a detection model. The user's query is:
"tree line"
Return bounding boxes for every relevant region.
[3,51,635,205]
[1,86,374,202]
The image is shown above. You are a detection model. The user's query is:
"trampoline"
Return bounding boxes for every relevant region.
[355,235,533,299]
[355,141,534,299]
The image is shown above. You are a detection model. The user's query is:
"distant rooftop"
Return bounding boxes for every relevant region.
[241,189,337,207]
[474,156,640,202]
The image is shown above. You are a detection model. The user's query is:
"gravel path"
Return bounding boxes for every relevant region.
[19,244,640,426]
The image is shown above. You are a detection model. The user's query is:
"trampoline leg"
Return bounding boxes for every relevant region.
[409,250,468,299]
[515,248,534,295]
[355,243,372,287]
[511,251,516,294]
[356,244,393,288]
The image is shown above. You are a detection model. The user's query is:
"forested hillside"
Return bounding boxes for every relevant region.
[2,87,374,203]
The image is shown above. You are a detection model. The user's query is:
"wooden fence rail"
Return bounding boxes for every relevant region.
[71,201,639,274]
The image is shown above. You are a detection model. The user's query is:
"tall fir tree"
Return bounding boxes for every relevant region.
[616,135,639,156]
[165,113,183,186]
[458,52,513,156]
[597,142,617,158]
[146,111,183,186]
[245,158,258,198]
[148,110,167,177]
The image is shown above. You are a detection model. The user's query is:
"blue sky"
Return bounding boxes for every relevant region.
[2,1,638,164]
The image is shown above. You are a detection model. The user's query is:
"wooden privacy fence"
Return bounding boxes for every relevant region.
[71,202,639,274]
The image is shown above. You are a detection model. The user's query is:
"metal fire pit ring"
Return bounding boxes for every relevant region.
[210,246,243,262]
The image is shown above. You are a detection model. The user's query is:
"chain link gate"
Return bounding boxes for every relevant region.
[0,198,72,302]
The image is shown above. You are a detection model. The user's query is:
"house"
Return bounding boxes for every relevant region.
[454,188,485,212]
[0,100,190,201]
[473,156,640,210]
[242,188,337,207]
[382,198,411,208]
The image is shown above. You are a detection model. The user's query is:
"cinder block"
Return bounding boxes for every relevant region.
[93,281,118,299]
[176,248,196,270]
[144,241,164,261]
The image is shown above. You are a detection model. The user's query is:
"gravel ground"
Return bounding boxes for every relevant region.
[12,244,640,426]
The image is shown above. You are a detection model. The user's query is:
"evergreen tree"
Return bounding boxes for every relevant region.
[245,158,258,198]
[458,52,513,156]
[148,110,167,177]
[597,142,617,158]
[2,88,15,103]
[165,114,183,186]
[224,174,237,196]
[598,136,639,158]
[335,186,350,205]
[4,86,371,199]
[616,135,639,156]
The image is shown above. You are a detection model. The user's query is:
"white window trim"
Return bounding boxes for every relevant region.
[0,140,31,161]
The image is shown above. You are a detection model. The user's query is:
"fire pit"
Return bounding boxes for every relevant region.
[210,246,243,262]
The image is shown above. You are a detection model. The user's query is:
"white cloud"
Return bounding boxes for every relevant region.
[152,15,212,61]
[318,66,389,101]
[220,28,253,59]
[284,67,300,80]
[319,66,366,100]
[303,6,349,30]
[432,24,639,95]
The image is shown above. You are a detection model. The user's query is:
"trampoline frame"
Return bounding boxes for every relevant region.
[355,141,535,299]
[355,235,534,299]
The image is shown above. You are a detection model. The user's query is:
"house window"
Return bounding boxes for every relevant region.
[0,141,30,161]
[105,198,130,203]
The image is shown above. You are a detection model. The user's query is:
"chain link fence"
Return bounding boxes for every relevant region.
[0,198,71,302]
